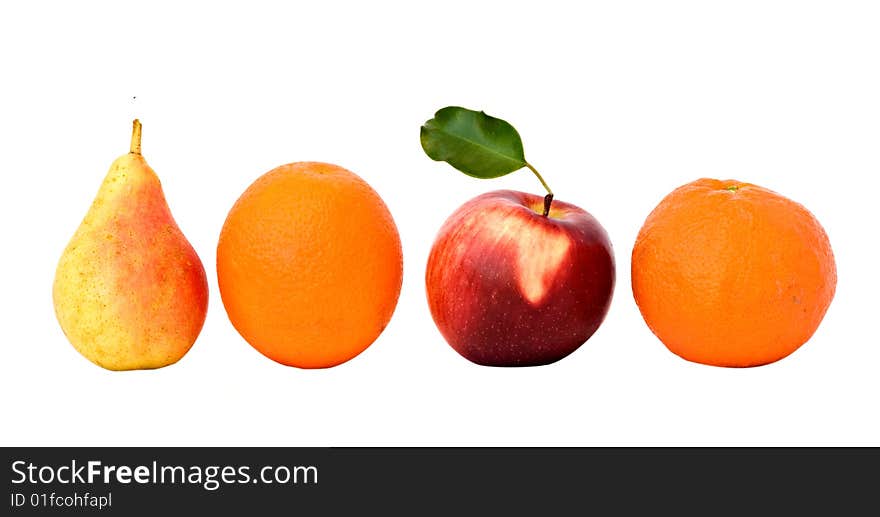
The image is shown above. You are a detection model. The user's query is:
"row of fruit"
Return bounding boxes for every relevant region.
[52,108,837,371]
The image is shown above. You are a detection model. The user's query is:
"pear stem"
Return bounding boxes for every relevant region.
[130,119,142,155]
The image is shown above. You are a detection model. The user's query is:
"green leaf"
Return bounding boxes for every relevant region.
[420,106,527,178]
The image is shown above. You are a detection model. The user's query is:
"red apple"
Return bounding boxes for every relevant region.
[426,189,615,366]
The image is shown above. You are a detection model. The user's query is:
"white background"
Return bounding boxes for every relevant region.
[1,1,878,446]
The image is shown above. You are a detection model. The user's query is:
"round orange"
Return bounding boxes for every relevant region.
[216,162,403,368]
[631,178,836,367]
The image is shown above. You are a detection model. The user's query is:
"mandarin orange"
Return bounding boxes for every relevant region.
[631,178,836,367]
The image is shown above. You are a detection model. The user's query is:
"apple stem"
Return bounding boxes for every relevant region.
[543,193,554,217]
[130,119,142,155]
[525,162,554,216]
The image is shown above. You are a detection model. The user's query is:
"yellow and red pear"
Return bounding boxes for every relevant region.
[53,120,208,370]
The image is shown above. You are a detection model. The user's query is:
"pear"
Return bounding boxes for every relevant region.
[53,120,208,370]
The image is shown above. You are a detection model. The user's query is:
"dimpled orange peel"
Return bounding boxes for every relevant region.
[631,178,836,367]
[216,162,403,368]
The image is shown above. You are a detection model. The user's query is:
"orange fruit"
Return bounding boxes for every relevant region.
[216,162,403,368]
[631,178,836,367]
